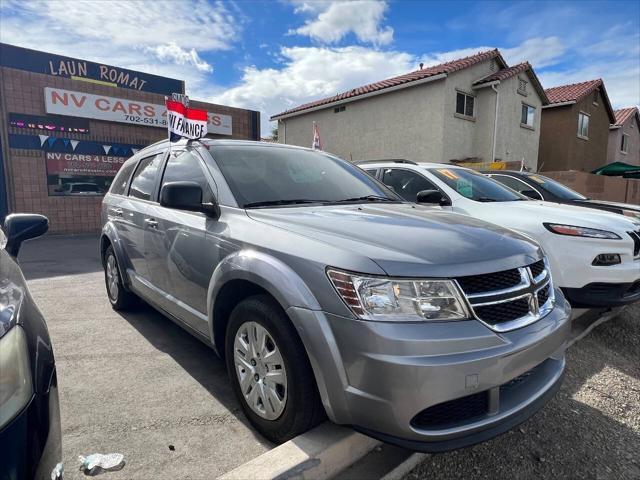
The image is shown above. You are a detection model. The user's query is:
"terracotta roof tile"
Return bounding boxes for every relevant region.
[474,62,530,84]
[613,107,639,126]
[544,79,602,104]
[271,49,504,119]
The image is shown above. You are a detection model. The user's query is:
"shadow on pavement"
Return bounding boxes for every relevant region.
[19,234,102,280]
[114,301,274,450]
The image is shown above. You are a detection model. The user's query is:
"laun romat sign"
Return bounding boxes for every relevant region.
[44,87,233,136]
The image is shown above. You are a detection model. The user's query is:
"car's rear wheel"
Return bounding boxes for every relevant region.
[104,245,136,310]
[225,295,325,443]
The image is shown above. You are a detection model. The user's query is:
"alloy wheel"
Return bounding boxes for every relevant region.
[106,254,119,301]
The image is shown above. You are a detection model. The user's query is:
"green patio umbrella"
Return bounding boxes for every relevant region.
[592,161,640,179]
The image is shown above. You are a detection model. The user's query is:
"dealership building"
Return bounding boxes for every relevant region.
[0,43,260,234]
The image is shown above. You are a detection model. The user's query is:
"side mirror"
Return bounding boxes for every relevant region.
[160,181,220,218]
[416,189,450,206]
[4,213,49,257]
[521,189,542,200]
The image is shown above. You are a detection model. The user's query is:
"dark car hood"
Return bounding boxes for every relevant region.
[247,203,542,277]
[577,199,640,213]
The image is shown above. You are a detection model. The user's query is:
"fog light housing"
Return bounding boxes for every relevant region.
[592,253,621,266]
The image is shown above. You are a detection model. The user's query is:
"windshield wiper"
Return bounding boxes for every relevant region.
[243,199,327,208]
[476,197,499,202]
[336,195,396,203]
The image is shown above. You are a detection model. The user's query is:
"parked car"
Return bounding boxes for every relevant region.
[0,214,61,480]
[483,170,640,220]
[361,160,640,308]
[100,139,571,452]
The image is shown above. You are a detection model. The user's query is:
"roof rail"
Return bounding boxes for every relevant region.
[354,159,418,165]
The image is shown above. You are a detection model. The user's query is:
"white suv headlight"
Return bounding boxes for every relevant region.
[0,326,33,428]
[327,269,470,322]
[543,223,621,239]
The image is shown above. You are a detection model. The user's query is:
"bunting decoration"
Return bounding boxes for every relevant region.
[102,145,112,155]
[70,140,79,151]
[39,134,49,146]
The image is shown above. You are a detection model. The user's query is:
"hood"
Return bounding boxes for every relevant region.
[247,203,542,277]
[477,200,640,233]
[578,199,640,214]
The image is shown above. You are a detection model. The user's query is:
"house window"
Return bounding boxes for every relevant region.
[518,78,527,95]
[521,104,536,128]
[577,112,590,139]
[333,105,346,113]
[455,91,475,118]
[621,133,629,153]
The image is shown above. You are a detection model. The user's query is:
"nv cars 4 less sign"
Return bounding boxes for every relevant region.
[44,87,232,136]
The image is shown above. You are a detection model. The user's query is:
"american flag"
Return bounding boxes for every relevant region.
[312,122,322,150]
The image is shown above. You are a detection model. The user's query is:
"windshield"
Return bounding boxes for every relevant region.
[525,173,587,200]
[207,145,399,208]
[429,167,525,202]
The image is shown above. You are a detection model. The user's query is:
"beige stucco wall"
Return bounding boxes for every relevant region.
[441,60,496,162]
[608,116,640,166]
[277,79,446,163]
[493,73,543,170]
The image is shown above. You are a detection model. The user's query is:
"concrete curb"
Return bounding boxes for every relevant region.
[218,423,380,480]
[380,453,426,480]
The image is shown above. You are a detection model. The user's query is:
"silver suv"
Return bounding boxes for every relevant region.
[100,139,571,451]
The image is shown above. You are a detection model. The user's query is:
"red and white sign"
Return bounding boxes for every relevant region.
[166,99,207,140]
[44,87,233,135]
[45,152,126,177]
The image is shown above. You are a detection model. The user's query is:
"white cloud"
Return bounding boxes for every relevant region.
[0,0,237,87]
[146,43,213,73]
[210,46,414,133]
[290,1,394,45]
[502,37,566,68]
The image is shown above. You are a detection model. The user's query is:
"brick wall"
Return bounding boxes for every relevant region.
[0,66,259,234]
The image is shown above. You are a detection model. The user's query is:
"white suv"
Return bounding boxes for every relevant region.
[362,160,640,308]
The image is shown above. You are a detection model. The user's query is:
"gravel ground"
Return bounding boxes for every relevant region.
[404,303,640,480]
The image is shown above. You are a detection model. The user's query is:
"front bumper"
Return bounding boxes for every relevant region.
[0,370,61,480]
[563,280,640,308]
[289,289,571,451]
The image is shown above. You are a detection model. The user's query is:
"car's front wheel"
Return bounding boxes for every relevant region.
[104,245,137,310]
[225,295,325,443]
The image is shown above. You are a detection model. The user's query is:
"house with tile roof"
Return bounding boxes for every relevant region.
[608,107,640,166]
[270,49,548,170]
[538,79,616,172]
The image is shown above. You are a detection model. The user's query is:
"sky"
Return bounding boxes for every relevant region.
[1,0,639,135]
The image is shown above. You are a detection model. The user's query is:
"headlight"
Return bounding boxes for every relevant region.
[327,269,470,321]
[543,223,621,239]
[0,326,33,428]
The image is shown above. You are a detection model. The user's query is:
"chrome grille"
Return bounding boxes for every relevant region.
[456,259,554,332]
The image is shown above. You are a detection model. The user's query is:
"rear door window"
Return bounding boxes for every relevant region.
[491,175,540,197]
[382,168,439,202]
[128,153,163,201]
[110,161,137,195]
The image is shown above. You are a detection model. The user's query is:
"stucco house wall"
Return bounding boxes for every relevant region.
[275,52,544,169]
[277,79,446,163]
[493,73,543,170]
[608,115,640,166]
[539,88,611,172]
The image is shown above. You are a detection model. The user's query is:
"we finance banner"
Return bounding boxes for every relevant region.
[165,98,208,141]
[44,87,232,135]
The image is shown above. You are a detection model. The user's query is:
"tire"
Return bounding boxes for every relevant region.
[103,245,137,311]
[225,294,325,443]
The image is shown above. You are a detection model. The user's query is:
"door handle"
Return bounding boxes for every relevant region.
[112,208,123,217]
[145,218,159,228]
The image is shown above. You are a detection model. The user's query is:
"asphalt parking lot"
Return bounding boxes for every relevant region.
[20,235,640,480]
[20,235,272,479]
